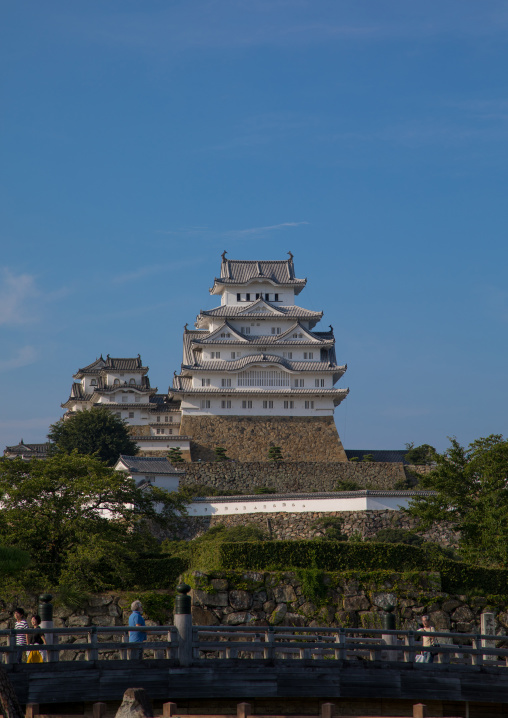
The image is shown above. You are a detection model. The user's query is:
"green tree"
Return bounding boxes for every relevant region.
[168,447,185,463]
[370,528,424,546]
[0,546,30,575]
[268,446,283,462]
[48,406,138,466]
[406,435,508,566]
[312,516,347,541]
[214,446,229,462]
[405,443,437,465]
[0,452,187,590]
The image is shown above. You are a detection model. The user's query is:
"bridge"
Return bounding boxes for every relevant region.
[3,623,508,716]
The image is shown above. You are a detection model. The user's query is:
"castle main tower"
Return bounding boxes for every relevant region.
[172,252,349,461]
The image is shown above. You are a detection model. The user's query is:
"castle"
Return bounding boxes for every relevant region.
[60,253,349,461]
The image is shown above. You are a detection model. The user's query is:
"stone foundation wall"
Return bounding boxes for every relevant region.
[173,510,458,547]
[2,571,504,638]
[180,415,347,462]
[180,461,407,493]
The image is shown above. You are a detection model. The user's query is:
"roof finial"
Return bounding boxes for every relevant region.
[20,438,24,445]
[221,250,227,261]
[288,251,294,260]
[329,324,334,332]
[184,323,188,332]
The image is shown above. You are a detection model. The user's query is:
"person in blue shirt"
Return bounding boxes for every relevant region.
[128,600,147,659]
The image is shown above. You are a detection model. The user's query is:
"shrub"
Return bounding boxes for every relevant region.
[370,529,424,546]
[253,486,277,494]
[268,446,283,462]
[335,479,361,491]
[312,516,347,541]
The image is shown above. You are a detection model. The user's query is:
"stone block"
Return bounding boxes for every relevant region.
[223,611,250,625]
[192,589,229,608]
[68,615,91,627]
[344,595,370,612]
[88,595,114,607]
[108,604,122,617]
[273,584,297,603]
[263,600,276,614]
[335,610,358,628]
[230,590,252,611]
[269,604,287,625]
[92,615,118,626]
[451,606,474,623]
[300,602,317,617]
[441,599,462,613]
[211,579,228,591]
[282,613,306,627]
[252,590,267,609]
[429,610,450,630]
[359,611,382,629]
[242,571,265,583]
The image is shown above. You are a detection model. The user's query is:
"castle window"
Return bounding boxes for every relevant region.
[237,293,241,301]
[262,400,274,409]
[246,293,250,301]
[265,293,270,301]
[271,327,281,335]
[274,294,279,301]
[305,401,315,409]
[240,327,251,334]
[294,379,304,387]
[157,428,164,434]
[303,352,314,360]
[165,416,169,422]
[283,351,293,359]
[283,401,294,409]
[129,412,134,418]
[255,293,260,299]
[242,400,253,409]
[168,429,173,434]
[315,379,325,387]
[201,378,211,386]
[238,369,289,387]
[157,416,160,422]
[129,378,136,385]
[221,400,232,409]
[200,400,211,409]
[221,378,232,387]
[114,379,120,385]
[91,379,97,386]
[210,352,221,359]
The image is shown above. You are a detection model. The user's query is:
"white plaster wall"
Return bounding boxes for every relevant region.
[180,395,336,416]
[222,284,295,306]
[188,494,414,516]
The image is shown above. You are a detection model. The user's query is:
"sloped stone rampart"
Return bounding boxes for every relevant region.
[180,415,347,462]
[172,510,458,547]
[180,460,406,493]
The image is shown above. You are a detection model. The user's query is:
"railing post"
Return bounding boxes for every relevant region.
[264,629,274,660]
[25,705,39,718]
[321,703,335,718]
[382,609,397,661]
[404,631,415,663]
[237,703,251,718]
[92,703,107,718]
[120,632,128,660]
[87,627,98,662]
[481,612,496,661]
[163,703,178,717]
[336,629,346,660]
[471,636,483,666]
[413,705,428,718]
[7,631,17,665]
[174,583,193,667]
[39,593,55,661]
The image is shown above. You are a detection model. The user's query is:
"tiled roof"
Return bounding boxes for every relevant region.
[345,449,410,464]
[74,357,106,377]
[182,354,346,377]
[4,441,53,458]
[171,381,349,401]
[149,395,182,413]
[192,321,334,346]
[117,455,185,475]
[104,355,147,371]
[191,489,436,502]
[198,301,323,320]
[131,435,192,441]
[214,257,306,287]
[96,385,154,394]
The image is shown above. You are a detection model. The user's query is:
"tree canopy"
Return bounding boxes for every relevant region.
[404,443,437,465]
[48,406,138,465]
[406,434,508,567]
[0,452,188,590]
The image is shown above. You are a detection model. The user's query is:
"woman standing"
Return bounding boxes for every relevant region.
[28,615,46,663]
[416,615,437,663]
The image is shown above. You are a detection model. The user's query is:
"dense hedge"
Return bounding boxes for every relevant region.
[216,541,508,594]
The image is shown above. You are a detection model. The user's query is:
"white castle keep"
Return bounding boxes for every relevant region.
[62,253,349,461]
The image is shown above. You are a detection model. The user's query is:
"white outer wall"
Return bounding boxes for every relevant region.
[187,495,414,516]
[135,438,191,452]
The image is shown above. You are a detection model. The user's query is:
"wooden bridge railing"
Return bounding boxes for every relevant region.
[1,624,507,667]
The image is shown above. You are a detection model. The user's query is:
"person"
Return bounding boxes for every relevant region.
[416,615,437,663]
[13,608,29,663]
[128,600,147,660]
[28,614,46,662]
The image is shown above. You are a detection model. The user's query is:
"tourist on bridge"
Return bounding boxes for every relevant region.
[416,615,437,663]
[13,607,29,663]
[128,600,147,660]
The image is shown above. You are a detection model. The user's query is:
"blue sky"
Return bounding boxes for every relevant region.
[1,0,507,453]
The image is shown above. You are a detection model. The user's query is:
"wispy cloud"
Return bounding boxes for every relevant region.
[0,269,39,326]
[0,345,37,372]
[112,257,207,284]
[155,221,309,242]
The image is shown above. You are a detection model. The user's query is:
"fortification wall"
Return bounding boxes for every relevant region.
[173,510,458,547]
[180,460,407,492]
[180,415,347,462]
